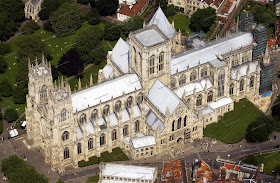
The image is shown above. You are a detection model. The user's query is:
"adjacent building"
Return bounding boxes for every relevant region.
[23,0,43,22]
[117,0,149,21]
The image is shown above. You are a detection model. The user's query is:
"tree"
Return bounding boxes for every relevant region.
[4,109,18,123]
[190,7,216,33]
[245,116,276,142]
[16,59,29,87]
[0,79,13,97]
[21,20,40,34]
[39,0,60,20]
[58,48,84,76]
[75,26,105,64]
[95,0,118,16]
[123,16,144,36]
[16,34,51,62]
[104,22,121,41]
[164,5,176,17]
[0,43,11,56]
[0,57,8,74]
[51,65,59,81]
[13,85,27,104]
[77,0,89,5]
[43,20,54,32]
[156,0,168,10]
[50,3,84,37]
[0,0,25,41]
[243,155,258,165]
[87,8,100,25]
[56,179,65,183]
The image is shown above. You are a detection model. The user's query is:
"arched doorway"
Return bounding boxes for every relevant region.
[177,138,182,143]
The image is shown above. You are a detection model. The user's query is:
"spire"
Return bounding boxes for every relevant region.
[61,76,64,88]
[143,20,146,28]
[90,74,93,86]
[165,107,170,117]
[78,78,82,90]
[42,54,45,66]
[35,57,38,66]
[68,83,71,95]
[28,58,31,71]
[172,19,175,28]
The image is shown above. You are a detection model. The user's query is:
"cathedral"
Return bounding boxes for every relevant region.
[25,7,270,172]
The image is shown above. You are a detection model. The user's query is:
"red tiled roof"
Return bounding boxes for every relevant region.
[204,0,224,8]
[117,0,148,17]
[268,38,276,47]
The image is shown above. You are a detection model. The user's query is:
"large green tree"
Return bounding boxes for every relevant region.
[0,43,11,56]
[156,0,168,10]
[13,85,27,104]
[0,0,25,41]
[21,20,40,34]
[50,3,84,37]
[0,57,8,74]
[190,7,216,33]
[16,59,29,87]
[95,0,118,16]
[123,16,144,36]
[0,79,13,97]
[104,22,121,41]
[4,109,18,123]
[87,8,100,25]
[39,0,60,20]
[75,26,105,65]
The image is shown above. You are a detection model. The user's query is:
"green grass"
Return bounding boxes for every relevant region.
[88,175,99,182]
[78,147,129,167]
[204,99,264,144]
[242,151,280,174]
[168,14,192,35]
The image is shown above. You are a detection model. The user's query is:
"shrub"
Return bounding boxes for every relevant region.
[4,109,18,123]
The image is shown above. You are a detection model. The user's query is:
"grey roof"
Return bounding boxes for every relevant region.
[146,110,164,132]
[135,29,165,47]
[31,0,41,6]
[171,32,253,75]
[147,80,185,117]
[111,38,129,73]
[147,7,176,39]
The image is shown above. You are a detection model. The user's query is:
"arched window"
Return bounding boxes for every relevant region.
[190,70,197,81]
[103,105,110,116]
[159,52,164,71]
[88,138,93,150]
[91,109,98,120]
[177,117,182,129]
[207,91,213,102]
[61,109,66,121]
[218,70,225,97]
[229,83,234,95]
[64,147,69,159]
[201,67,207,78]
[115,100,121,112]
[149,56,155,74]
[196,94,202,106]
[126,96,133,108]
[240,79,244,91]
[242,54,248,64]
[62,131,69,141]
[133,47,137,65]
[80,113,86,124]
[137,93,143,104]
[138,53,142,62]
[40,85,47,100]
[179,74,186,85]
[172,121,175,131]
[135,120,140,132]
[123,125,128,137]
[112,129,117,141]
[250,76,254,88]
[184,116,187,127]
[171,77,176,88]
[77,143,82,154]
[100,134,105,146]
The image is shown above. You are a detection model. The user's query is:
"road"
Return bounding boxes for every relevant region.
[60,141,280,182]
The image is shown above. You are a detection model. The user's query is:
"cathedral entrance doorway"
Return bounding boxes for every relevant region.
[177,138,182,143]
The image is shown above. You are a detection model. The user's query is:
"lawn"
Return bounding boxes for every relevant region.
[88,175,99,182]
[204,99,264,144]
[78,147,129,167]
[242,151,280,174]
[168,14,192,35]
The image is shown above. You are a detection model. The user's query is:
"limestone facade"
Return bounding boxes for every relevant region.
[24,0,43,22]
[26,8,265,172]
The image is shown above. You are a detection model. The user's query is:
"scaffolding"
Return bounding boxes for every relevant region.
[252,24,268,58]
[239,12,254,32]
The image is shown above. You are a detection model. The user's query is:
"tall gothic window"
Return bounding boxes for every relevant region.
[100,134,105,146]
[64,147,69,159]
[218,70,225,97]
[190,70,197,81]
[159,52,164,71]
[40,85,47,100]
[196,94,202,106]
[103,105,110,116]
[62,131,69,141]
[171,77,176,88]
[184,116,187,127]
[242,54,248,64]
[133,47,137,65]
[172,121,175,131]
[137,93,143,104]
[112,129,117,141]
[91,109,98,120]
[61,109,66,121]
[250,76,254,88]
[201,67,207,78]
[126,96,133,108]
[149,56,155,74]
[232,55,239,66]
[207,91,213,102]
[80,113,86,124]
[88,138,93,150]
[179,74,186,85]
[229,83,234,95]
[115,100,121,112]
[177,117,182,129]
[77,143,82,154]
[135,120,140,132]
[240,79,244,91]
[123,125,128,137]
